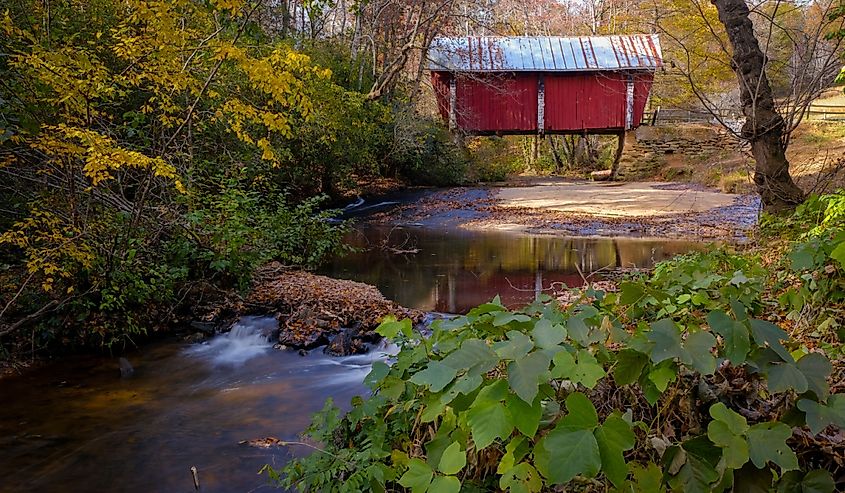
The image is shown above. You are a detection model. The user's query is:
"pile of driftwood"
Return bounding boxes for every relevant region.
[246,262,421,355]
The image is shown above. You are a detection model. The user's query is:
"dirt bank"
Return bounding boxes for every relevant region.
[369,179,759,242]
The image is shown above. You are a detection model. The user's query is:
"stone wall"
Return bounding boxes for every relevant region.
[616,124,741,179]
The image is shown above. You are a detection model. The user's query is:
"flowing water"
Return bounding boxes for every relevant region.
[0,214,707,492]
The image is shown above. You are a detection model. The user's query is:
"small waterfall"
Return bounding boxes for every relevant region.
[187,317,275,366]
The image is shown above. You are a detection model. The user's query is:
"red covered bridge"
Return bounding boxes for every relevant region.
[428,35,662,135]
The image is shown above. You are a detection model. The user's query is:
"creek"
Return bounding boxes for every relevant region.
[0,209,705,492]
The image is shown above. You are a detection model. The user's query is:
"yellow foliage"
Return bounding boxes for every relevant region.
[35,124,185,192]
[0,210,95,292]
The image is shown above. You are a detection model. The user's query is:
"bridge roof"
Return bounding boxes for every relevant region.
[428,35,662,73]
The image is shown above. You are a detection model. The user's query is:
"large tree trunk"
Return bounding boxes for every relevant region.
[712,0,805,211]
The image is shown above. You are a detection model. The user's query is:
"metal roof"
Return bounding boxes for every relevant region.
[428,35,662,72]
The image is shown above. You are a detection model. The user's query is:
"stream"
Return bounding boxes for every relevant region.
[0,213,706,492]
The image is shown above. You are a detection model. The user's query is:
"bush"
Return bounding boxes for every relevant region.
[273,245,845,492]
[388,109,468,186]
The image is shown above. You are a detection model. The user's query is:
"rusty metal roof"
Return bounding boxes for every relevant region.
[428,35,662,72]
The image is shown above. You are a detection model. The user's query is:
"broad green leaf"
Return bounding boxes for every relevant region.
[450,373,483,397]
[508,351,551,403]
[475,379,509,404]
[506,393,542,437]
[749,319,792,362]
[595,415,636,487]
[573,349,606,389]
[766,362,809,394]
[648,364,677,392]
[566,317,590,346]
[497,436,528,475]
[364,361,390,389]
[801,469,835,493]
[398,458,433,492]
[495,330,534,360]
[830,241,845,266]
[707,309,751,364]
[647,319,685,364]
[409,361,457,393]
[551,349,575,379]
[685,331,717,374]
[619,281,646,305]
[613,349,648,385]
[437,442,466,475]
[796,353,832,400]
[429,475,460,493]
[670,455,720,493]
[493,312,532,327]
[558,392,598,431]
[441,339,498,375]
[797,396,845,435]
[377,317,411,339]
[629,462,665,493]
[747,422,798,471]
[535,428,601,485]
[466,399,513,450]
[707,421,749,468]
[532,319,566,349]
[499,462,543,493]
[709,402,749,435]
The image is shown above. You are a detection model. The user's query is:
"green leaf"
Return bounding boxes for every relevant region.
[441,339,499,375]
[437,442,466,475]
[595,415,636,487]
[493,312,532,327]
[707,310,750,365]
[830,241,845,266]
[506,393,542,437]
[629,462,665,493]
[766,362,809,394]
[532,319,566,349]
[619,281,646,305]
[797,396,845,435]
[429,475,460,493]
[613,349,648,386]
[558,392,599,431]
[709,402,749,435]
[495,331,534,360]
[707,421,749,468]
[364,361,390,389]
[377,317,411,339]
[648,364,677,392]
[409,361,457,393]
[796,353,832,400]
[671,455,720,493]
[508,351,551,404]
[535,428,601,485]
[647,319,685,364]
[801,469,835,493]
[499,462,543,493]
[747,422,798,471]
[749,319,792,362]
[551,349,575,379]
[567,317,591,346]
[685,331,717,375]
[466,399,513,450]
[398,458,433,492]
[497,436,528,475]
[573,349,606,389]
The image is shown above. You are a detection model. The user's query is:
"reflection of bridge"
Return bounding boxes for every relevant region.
[428,35,663,136]
[434,271,584,313]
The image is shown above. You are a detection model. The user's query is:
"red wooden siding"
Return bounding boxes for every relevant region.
[430,70,654,134]
[455,73,538,133]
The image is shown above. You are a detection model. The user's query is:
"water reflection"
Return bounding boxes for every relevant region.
[321,225,704,313]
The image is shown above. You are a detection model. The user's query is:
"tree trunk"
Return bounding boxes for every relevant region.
[712,0,804,211]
